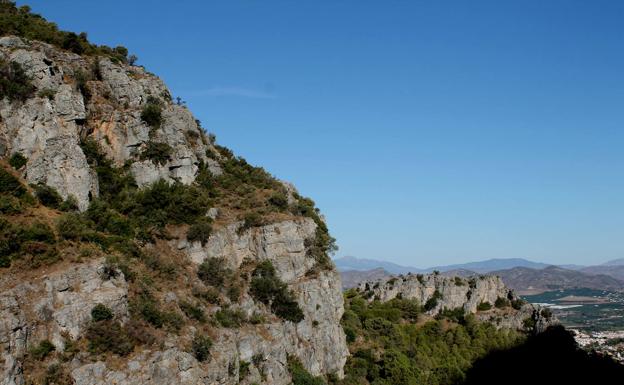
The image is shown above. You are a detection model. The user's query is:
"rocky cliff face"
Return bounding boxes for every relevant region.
[0,36,220,211]
[0,36,346,385]
[357,273,557,333]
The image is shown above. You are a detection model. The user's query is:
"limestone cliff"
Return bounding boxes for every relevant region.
[357,273,557,333]
[0,34,347,385]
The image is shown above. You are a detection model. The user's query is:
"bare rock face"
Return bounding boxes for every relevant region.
[358,273,558,332]
[0,259,128,385]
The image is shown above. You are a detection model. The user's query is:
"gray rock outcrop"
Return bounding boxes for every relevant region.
[0,37,221,210]
[358,273,558,332]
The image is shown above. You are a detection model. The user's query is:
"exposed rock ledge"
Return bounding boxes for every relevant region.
[357,273,557,333]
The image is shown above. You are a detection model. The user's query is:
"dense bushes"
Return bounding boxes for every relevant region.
[140,97,163,130]
[0,58,35,102]
[0,218,58,267]
[131,292,183,332]
[215,307,247,328]
[187,218,212,245]
[140,141,172,166]
[250,260,304,322]
[0,2,133,62]
[197,257,231,287]
[340,290,524,385]
[477,301,492,311]
[86,320,134,356]
[495,297,510,309]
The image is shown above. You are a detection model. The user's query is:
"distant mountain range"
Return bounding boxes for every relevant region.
[334,256,550,274]
[336,256,624,292]
[491,266,624,294]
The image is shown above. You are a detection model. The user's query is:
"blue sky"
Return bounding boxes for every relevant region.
[19,1,624,267]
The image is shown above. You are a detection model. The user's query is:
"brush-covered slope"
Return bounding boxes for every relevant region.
[0,3,347,384]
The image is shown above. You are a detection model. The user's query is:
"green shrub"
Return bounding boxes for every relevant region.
[250,260,304,322]
[187,218,212,245]
[124,179,211,228]
[0,58,35,102]
[179,301,206,322]
[85,199,132,237]
[38,88,56,100]
[30,340,55,360]
[86,320,134,356]
[8,152,27,169]
[0,219,57,267]
[141,99,163,129]
[495,297,510,309]
[0,195,22,214]
[215,307,247,328]
[344,326,357,343]
[288,356,326,385]
[192,286,221,304]
[140,141,172,166]
[59,195,79,212]
[34,184,63,208]
[135,297,164,328]
[239,360,251,378]
[454,277,465,286]
[511,298,526,310]
[191,334,212,362]
[197,257,231,287]
[239,212,264,233]
[227,285,241,302]
[41,363,72,385]
[541,307,553,319]
[80,138,136,202]
[21,222,56,243]
[56,213,93,240]
[477,301,492,311]
[0,167,27,197]
[91,304,114,321]
[268,192,288,210]
[249,312,266,324]
[523,316,536,330]
[161,311,184,332]
[424,290,442,311]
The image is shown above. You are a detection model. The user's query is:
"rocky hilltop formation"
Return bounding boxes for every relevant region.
[0,35,220,211]
[357,272,556,333]
[0,7,347,383]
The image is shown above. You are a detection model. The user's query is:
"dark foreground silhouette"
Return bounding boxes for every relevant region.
[461,325,624,385]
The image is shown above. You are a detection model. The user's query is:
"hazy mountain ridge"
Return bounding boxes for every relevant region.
[490,266,624,293]
[337,257,624,292]
[335,256,555,274]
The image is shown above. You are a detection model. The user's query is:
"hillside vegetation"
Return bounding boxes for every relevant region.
[337,289,523,385]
